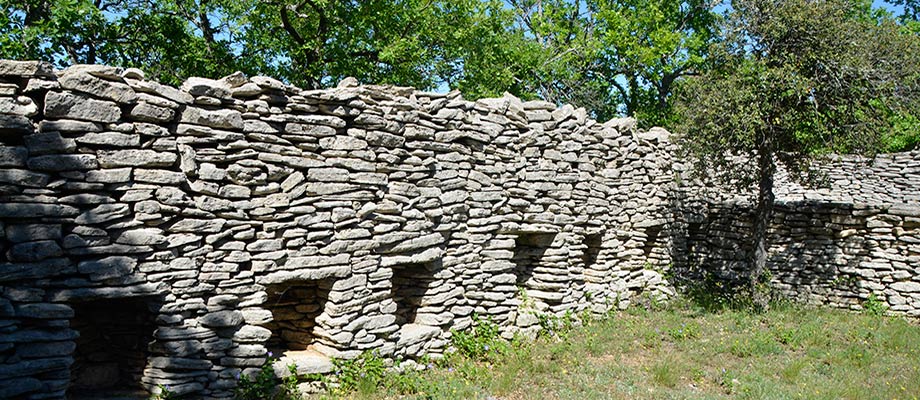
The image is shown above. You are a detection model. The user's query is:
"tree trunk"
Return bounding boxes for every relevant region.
[750,144,776,311]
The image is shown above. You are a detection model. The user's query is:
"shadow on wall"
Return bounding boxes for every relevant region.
[264,279,334,354]
[390,261,439,327]
[668,198,912,311]
[65,295,164,399]
[512,232,557,306]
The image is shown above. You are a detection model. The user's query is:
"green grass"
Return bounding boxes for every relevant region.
[313,300,920,400]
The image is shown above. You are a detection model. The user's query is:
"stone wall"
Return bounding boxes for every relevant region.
[2,58,918,399]
[0,60,676,399]
[673,151,920,316]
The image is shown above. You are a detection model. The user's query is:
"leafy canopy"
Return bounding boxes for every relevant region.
[676,0,920,183]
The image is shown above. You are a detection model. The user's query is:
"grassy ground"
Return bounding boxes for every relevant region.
[317,301,920,400]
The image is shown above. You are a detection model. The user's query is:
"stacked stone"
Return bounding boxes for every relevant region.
[0,60,680,399]
[4,58,917,399]
[772,151,920,205]
[669,133,920,317]
[677,199,920,317]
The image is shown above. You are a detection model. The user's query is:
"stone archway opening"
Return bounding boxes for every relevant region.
[67,298,157,399]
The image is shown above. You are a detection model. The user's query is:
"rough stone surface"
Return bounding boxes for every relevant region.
[1,60,918,400]
[44,91,121,123]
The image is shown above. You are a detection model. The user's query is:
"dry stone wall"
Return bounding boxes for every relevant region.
[0,60,676,399]
[2,58,917,399]
[674,151,920,316]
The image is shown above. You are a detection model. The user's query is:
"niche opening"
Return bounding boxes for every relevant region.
[391,262,437,326]
[582,232,604,269]
[68,298,157,399]
[264,279,332,353]
[643,226,663,257]
[512,232,556,287]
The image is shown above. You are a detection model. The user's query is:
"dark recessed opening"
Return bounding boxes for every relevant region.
[582,233,604,269]
[391,263,436,326]
[68,298,156,399]
[512,233,556,287]
[264,279,332,353]
[511,232,558,305]
[643,226,662,257]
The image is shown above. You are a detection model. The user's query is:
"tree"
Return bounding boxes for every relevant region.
[674,0,920,309]
[222,0,524,91]
[0,0,246,85]
[500,0,720,124]
[498,0,604,110]
[592,0,719,126]
[890,0,920,21]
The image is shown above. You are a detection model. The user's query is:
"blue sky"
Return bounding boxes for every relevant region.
[874,0,905,14]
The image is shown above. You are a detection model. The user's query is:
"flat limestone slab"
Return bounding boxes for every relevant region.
[396,323,441,348]
[273,349,334,378]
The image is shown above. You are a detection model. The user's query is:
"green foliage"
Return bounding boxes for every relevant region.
[233,353,299,400]
[535,310,577,339]
[665,321,700,341]
[677,0,920,182]
[450,314,509,361]
[0,0,724,126]
[593,0,720,126]
[719,367,739,394]
[309,302,920,399]
[862,293,889,316]
[649,359,680,388]
[501,0,720,125]
[148,385,179,400]
[675,0,920,308]
[327,351,388,395]
[0,0,247,85]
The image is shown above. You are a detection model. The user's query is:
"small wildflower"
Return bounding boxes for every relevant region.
[267,351,274,358]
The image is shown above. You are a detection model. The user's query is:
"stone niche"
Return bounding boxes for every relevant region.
[582,232,604,269]
[389,261,444,359]
[642,225,663,257]
[67,298,157,399]
[263,279,333,354]
[512,232,559,307]
[390,261,438,327]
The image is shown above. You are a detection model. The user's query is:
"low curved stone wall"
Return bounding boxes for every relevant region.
[2,59,918,399]
[0,61,675,399]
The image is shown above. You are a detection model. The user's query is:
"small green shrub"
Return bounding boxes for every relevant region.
[233,353,299,400]
[666,321,700,341]
[328,351,387,395]
[719,368,738,394]
[451,314,509,361]
[728,331,783,358]
[536,310,576,339]
[649,361,679,388]
[862,293,888,316]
